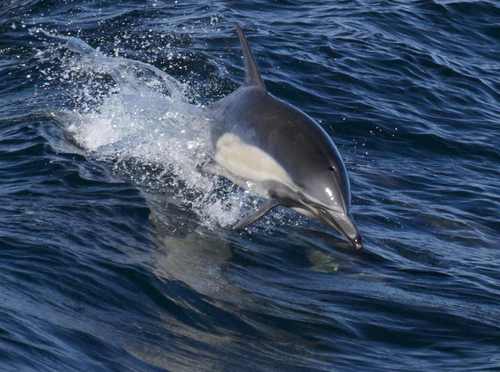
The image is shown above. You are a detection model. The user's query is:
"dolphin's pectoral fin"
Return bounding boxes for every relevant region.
[235,24,266,89]
[232,199,280,230]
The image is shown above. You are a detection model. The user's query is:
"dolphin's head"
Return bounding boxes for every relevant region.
[316,207,363,250]
[297,157,363,250]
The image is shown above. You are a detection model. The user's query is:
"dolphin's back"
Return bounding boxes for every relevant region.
[211,86,351,212]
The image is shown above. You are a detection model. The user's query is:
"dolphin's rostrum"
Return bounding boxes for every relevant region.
[208,24,363,249]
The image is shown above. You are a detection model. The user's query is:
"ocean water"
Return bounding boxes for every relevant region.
[1,0,499,371]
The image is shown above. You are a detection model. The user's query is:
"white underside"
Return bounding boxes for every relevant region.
[214,133,296,196]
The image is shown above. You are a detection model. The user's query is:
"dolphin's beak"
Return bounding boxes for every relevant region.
[318,209,363,250]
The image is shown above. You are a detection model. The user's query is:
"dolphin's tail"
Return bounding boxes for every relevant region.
[235,24,266,90]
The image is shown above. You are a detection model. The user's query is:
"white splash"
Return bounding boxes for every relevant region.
[37,30,251,228]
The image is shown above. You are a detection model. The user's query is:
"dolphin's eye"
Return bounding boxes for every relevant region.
[329,165,337,172]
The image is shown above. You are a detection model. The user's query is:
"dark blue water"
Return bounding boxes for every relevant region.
[1,1,499,371]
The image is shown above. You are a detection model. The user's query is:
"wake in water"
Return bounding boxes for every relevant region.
[34,29,266,228]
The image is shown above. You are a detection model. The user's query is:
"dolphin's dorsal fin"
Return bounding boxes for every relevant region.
[235,24,266,89]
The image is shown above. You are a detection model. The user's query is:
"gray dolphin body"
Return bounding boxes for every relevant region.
[208,25,363,249]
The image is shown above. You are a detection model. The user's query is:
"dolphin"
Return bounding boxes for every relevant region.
[207,24,363,249]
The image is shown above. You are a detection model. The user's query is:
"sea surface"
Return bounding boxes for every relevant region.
[1,1,499,371]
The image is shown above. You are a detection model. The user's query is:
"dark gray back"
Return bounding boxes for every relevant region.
[211,86,351,213]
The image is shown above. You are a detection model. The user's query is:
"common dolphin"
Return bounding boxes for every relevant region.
[207,25,363,249]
